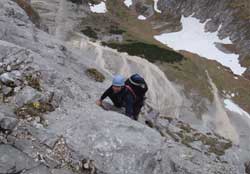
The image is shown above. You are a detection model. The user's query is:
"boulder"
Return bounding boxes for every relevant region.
[1,85,13,96]
[15,86,42,107]
[0,72,15,85]
[0,116,18,131]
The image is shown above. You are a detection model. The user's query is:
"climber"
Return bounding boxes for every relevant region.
[96,74,148,120]
[124,74,148,120]
[96,74,126,111]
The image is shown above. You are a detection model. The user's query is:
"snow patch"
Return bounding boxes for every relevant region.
[138,15,146,20]
[153,0,162,13]
[154,16,246,75]
[124,0,132,7]
[89,2,107,13]
[224,99,250,119]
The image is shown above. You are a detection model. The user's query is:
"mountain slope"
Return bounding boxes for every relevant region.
[0,0,244,173]
[57,0,250,115]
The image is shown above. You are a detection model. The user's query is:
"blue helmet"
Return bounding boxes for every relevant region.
[112,75,125,86]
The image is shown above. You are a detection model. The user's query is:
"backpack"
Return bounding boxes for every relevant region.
[125,74,148,103]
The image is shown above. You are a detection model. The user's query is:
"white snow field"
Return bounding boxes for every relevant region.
[154,16,246,75]
[224,99,250,120]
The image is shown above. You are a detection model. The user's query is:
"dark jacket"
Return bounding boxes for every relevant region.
[100,86,136,119]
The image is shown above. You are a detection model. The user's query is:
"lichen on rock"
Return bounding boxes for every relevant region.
[85,68,105,82]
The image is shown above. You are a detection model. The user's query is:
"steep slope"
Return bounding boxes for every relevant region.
[27,0,250,171]
[30,0,88,40]
[0,0,243,174]
[87,0,249,113]
[69,33,183,117]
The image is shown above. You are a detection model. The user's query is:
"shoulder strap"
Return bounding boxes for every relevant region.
[125,85,137,99]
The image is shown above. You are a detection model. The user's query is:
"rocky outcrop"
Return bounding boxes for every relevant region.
[0,144,43,173]
[0,0,244,173]
[13,0,41,28]
[30,0,88,40]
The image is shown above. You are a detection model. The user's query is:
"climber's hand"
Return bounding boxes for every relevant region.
[96,100,102,106]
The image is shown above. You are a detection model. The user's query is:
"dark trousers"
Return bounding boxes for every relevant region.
[133,101,144,120]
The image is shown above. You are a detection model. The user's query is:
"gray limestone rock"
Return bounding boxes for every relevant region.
[51,168,75,174]
[0,116,18,131]
[15,86,42,107]
[22,165,51,174]
[0,144,38,173]
[0,72,15,85]
[1,85,13,96]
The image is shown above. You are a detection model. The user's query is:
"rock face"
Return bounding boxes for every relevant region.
[30,0,88,40]
[158,0,250,73]
[0,0,244,174]
[0,145,39,173]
